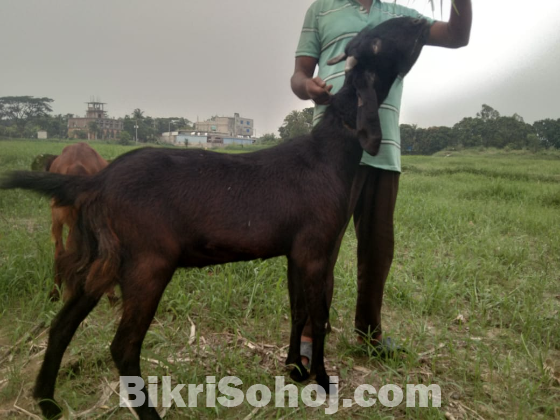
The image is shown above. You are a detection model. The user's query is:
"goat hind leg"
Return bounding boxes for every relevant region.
[110,260,173,420]
[34,290,100,418]
[49,208,65,301]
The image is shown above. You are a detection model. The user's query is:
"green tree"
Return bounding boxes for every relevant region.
[132,108,145,120]
[23,123,41,139]
[526,133,543,152]
[452,105,536,150]
[278,107,314,141]
[476,104,500,122]
[416,126,454,154]
[36,113,73,138]
[0,96,54,136]
[400,125,455,155]
[452,117,484,148]
[119,131,132,145]
[122,110,192,143]
[400,123,419,153]
[533,119,560,149]
[259,133,279,144]
[491,116,534,149]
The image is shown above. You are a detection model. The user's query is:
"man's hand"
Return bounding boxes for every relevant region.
[291,56,333,104]
[305,77,333,105]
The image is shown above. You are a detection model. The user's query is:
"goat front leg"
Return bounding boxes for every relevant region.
[304,266,331,394]
[285,257,310,383]
[288,254,331,392]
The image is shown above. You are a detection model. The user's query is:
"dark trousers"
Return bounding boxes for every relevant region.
[302,165,400,341]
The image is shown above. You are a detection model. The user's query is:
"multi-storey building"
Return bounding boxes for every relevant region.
[194,113,254,140]
[68,101,123,140]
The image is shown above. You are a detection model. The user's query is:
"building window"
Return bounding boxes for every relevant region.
[246,129,250,133]
[240,120,243,124]
[247,121,251,125]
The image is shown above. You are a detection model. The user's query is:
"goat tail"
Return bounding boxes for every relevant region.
[84,218,121,299]
[2,171,119,300]
[0,171,92,207]
[59,204,122,301]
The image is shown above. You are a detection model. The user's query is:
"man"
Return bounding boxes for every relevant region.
[291,0,472,365]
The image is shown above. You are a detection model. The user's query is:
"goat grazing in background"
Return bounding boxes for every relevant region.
[44,142,108,301]
[1,17,431,420]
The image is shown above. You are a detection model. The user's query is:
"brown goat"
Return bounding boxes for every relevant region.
[1,17,431,420]
[45,142,108,301]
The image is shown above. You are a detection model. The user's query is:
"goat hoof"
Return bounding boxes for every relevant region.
[316,374,331,395]
[290,365,310,383]
[38,399,63,419]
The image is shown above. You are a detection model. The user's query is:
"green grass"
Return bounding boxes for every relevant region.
[0,140,559,419]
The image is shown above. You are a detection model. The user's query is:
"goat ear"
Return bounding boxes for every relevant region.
[356,76,382,156]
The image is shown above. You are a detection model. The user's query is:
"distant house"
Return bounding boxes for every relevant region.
[194,113,254,138]
[37,130,48,139]
[68,101,123,140]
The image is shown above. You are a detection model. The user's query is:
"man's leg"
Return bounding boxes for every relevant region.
[353,167,400,344]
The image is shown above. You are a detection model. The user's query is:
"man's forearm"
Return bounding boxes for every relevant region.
[427,0,472,48]
[291,66,333,105]
[291,71,312,100]
[448,0,472,47]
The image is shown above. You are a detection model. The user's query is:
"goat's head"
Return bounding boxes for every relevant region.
[328,17,431,155]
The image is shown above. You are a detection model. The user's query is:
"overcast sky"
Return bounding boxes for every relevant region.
[1,0,559,135]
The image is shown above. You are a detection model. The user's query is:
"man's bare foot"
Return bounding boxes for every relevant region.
[300,336,313,368]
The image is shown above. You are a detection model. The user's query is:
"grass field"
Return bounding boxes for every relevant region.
[0,140,559,419]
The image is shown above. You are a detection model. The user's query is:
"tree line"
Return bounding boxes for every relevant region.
[401,105,560,154]
[118,109,192,144]
[268,104,560,153]
[2,96,559,152]
[0,96,192,144]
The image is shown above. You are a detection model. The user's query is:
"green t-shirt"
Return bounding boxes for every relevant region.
[296,0,432,172]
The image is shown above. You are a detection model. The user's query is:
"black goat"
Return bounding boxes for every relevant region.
[1,17,431,420]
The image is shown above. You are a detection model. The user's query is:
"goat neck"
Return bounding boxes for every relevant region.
[310,87,366,179]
